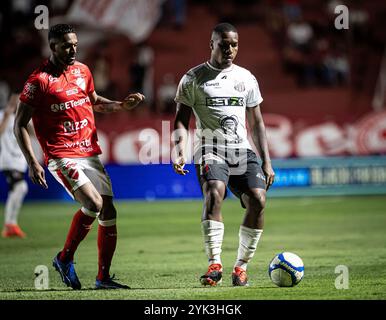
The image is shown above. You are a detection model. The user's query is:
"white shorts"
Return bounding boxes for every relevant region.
[48,156,113,199]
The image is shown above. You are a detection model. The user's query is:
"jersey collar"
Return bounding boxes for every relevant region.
[205,61,234,72]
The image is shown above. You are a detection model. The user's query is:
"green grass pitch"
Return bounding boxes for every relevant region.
[0,195,385,300]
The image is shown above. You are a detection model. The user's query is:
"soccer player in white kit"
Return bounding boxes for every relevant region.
[0,94,28,238]
[173,23,275,286]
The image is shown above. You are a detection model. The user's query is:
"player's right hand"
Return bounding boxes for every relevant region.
[29,161,48,189]
[172,157,189,175]
[122,93,145,110]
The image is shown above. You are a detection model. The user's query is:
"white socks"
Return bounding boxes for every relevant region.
[234,225,263,271]
[201,220,224,265]
[4,180,28,225]
[201,221,263,270]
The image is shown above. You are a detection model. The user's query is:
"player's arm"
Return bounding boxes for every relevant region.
[89,91,145,113]
[172,103,191,175]
[247,105,275,190]
[0,94,18,135]
[14,101,48,189]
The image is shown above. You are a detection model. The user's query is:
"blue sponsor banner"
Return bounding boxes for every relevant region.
[1,156,386,201]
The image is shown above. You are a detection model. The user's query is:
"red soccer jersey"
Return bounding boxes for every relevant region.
[20,59,102,164]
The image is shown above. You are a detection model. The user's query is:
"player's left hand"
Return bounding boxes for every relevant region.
[122,93,145,110]
[172,156,189,175]
[262,161,275,191]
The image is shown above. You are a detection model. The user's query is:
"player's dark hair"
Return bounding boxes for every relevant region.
[48,24,76,41]
[212,23,237,35]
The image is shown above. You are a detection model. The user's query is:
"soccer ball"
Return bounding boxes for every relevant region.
[268,252,304,287]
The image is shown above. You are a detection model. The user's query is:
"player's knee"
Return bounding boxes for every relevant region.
[205,188,223,208]
[248,190,266,212]
[85,194,103,213]
[14,180,28,196]
[99,197,117,221]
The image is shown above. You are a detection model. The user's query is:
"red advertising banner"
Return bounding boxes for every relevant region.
[29,110,386,164]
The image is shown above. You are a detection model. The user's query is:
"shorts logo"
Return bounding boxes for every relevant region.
[65,162,79,180]
[206,97,244,107]
[68,168,79,180]
[200,164,210,175]
[256,172,266,181]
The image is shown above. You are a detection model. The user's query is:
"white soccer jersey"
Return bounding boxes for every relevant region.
[175,62,263,153]
[0,111,27,172]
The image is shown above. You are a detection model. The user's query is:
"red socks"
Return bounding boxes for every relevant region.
[59,209,95,262]
[97,224,117,281]
[58,208,117,282]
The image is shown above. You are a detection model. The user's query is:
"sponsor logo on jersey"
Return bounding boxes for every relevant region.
[64,138,91,149]
[205,81,220,87]
[22,83,37,99]
[51,96,90,112]
[48,75,59,83]
[66,88,78,96]
[71,68,81,75]
[234,81,246,92]
[206,97,244,107]
[63,118,88,134]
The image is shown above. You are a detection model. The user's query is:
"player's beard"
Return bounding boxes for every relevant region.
[67,56,76,65]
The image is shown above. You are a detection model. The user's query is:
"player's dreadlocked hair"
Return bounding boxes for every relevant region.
[212,23,238,35]
[48,24,76,42]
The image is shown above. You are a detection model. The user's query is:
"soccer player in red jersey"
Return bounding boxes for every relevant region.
[14,24,145,290]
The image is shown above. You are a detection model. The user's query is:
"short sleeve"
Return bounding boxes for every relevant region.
[246,73,263,107]
[85,65,95,94]
[19,75,44,108]
[174,73,195,107]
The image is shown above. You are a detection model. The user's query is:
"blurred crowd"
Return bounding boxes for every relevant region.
[0,0,384,114]
[264,0,385,90]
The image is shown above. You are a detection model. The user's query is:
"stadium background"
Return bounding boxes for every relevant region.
[0,0,385,201]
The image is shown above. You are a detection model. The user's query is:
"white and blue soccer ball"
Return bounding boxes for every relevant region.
[268,252,304,287]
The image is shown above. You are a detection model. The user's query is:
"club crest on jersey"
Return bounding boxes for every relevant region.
[76,77,86,90]
[234,81,245,92]
[206,97,244,107]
